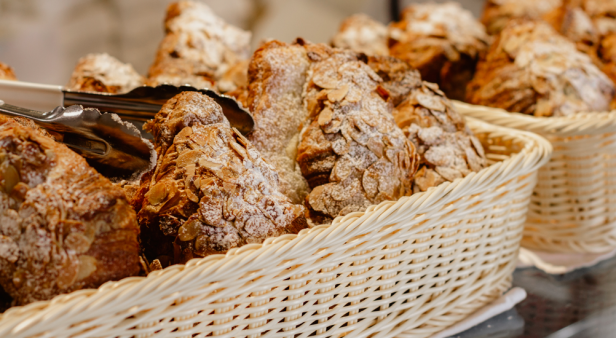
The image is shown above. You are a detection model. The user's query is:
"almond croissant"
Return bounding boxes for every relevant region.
[466,20,615,117]
[133,92,308,264]
[0,116,141,305]
[147,0,251,93]
[297,44,419,224]
[67,53,144,94]
[366,56,487,192]
[388,2,490,100]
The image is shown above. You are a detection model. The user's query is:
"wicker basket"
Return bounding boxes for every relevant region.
[455,102,616,254]
[0,118,550,338]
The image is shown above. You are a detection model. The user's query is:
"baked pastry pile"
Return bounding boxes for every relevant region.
[0,62,16,81]
[331,14,389,57]
[0,116,141,305]
[67,53,144,93]
[481,0,565,36]
[239,40,486,224]
[132,92,307,264]
[147,0,251,93]
[388,3,490,101]
[467,20,615,117]
[331,3,489,101]
[0,0,494,309]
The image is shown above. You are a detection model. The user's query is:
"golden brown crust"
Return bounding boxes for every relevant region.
[481,1,600,62]
[366,55,422,106]
[466,20,615,116]
[0,116,140,305]
[134,92,308,263]
[147,1,251,92]
[0,62,16,81]
[481,0,565,35]
[365,56,487,192]
[244,40,311,204]
[388,2,490,100]
[569,0,616,85]
[331,14,389,56]
[297,44,419,224]
[67,53,144,94]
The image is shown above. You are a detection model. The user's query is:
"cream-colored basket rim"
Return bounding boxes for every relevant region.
[0,118,552,338]
[454,101,616,137]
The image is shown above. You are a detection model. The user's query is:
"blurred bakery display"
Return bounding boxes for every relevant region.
[0,0,484,84]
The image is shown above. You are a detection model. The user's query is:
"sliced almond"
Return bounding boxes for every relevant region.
[186,188,199,203]
[327,84,349,102]
[178,220,201,241]
[199,157,223,171]
[229,140,248,159]
[64,233,91,254]
[147,182,170,205]
[318,107,334,127]
[175,127,193,143]
[3,165,19,193]
[76,255,97,281]
[176,149,202,167]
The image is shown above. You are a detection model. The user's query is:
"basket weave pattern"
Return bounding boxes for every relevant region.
[0,119,550,338]
[456,102,616,253]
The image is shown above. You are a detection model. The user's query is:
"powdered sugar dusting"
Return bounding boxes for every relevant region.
[331,14,389,56]
[67,53,144,93]
[136,92,307,262]
[467,20,615,116]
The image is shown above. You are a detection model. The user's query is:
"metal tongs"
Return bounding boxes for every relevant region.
[0,79,255,136]
[0,79,254,177]
[0,100,154,178]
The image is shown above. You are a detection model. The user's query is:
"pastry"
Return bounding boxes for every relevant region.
[569,0,616,84]
[0,62,16,81]
[243,40,311,204]
[147,0,251,93]
[0,116,141,305]
[297,44,419,224]
[132,92,307,264]
[366,55,487,192]
[481,0,565,35]
[481,0,599,60]
[388,2,490,100]
[67,53,144,93]
[466,20,615,117]
[331,14,389,56]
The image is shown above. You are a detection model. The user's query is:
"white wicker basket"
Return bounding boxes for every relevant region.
[456,102,616,254]
[0,118,550,338]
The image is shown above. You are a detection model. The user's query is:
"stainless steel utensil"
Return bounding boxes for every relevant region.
[0,80,255,136]
[0,100,154,178]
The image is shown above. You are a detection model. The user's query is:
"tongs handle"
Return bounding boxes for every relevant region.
[0,79,63,112]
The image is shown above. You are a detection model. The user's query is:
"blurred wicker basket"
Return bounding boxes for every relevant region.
[456,102,616,254]
[0,118,550,338]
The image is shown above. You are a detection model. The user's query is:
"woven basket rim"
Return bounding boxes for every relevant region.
[454,101,616,136]
[0,118,552,337]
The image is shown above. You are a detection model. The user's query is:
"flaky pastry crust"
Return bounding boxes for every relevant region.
[147,1,251,93]
[388,2,490,100]
[297,44,419,224]
[0,116,140,305]
[467,20,615,117]
[133,92,307,264]
[331,14,389,56]
[67,53,144,93]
